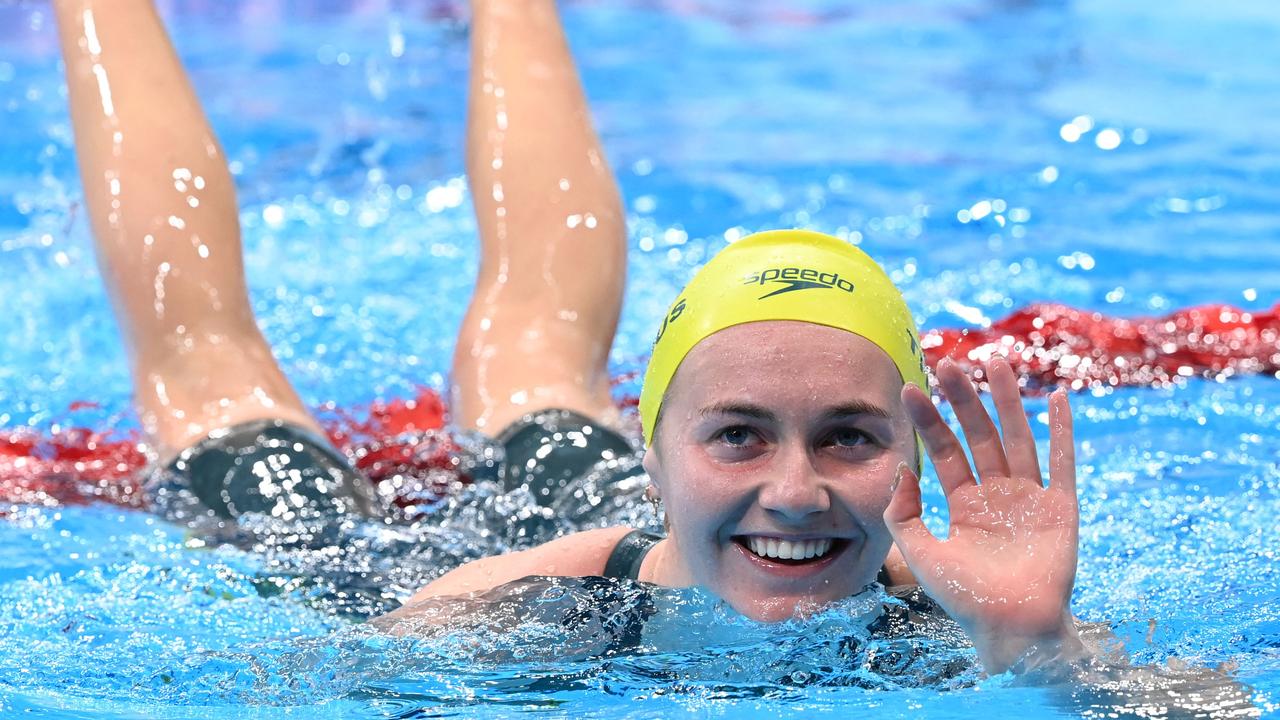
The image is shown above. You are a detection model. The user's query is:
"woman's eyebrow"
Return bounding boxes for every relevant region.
[698,401,892,422]
[823,401,893,421]
[698,403,777,422]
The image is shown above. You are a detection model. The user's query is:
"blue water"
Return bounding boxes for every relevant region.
[2,0,1279,716]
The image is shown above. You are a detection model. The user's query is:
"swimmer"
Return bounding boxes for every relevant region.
[52,0,1082,675]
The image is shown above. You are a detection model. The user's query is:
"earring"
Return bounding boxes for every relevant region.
[644,484,662,515]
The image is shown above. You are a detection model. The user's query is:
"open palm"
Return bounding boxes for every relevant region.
[885,357,1082,673]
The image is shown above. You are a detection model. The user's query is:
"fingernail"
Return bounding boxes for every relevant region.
[891,462,908,492]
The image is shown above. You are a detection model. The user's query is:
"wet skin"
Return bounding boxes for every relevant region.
[642,321,918,622]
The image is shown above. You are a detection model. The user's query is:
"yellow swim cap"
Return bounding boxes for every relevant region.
[639,229,927,445]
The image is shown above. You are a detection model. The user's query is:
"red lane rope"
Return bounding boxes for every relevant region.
[3,302,1278,510]
[923,302,1280,390]
[0,393,455,512]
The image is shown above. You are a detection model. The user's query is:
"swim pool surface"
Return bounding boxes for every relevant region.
[2,0,1280,716]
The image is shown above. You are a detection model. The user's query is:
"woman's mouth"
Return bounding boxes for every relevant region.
[734,535,849,566]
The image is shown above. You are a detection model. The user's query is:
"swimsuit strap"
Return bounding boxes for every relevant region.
[602,529,662,581]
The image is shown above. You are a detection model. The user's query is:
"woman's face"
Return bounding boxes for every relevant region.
[643,321,917,622]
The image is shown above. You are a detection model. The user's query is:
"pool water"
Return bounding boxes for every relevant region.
[2,0,1279,716]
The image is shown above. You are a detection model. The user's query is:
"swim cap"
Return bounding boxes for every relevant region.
[639,229,927,445]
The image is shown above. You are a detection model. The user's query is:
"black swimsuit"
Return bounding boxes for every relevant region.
[151,418,383,523]
[152,408,644,532]
[603,529,662,580]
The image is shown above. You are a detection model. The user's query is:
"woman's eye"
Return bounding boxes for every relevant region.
[827,428,870,448]
[717,426,757,447]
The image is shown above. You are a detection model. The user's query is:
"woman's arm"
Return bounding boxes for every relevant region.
[380,526,633,621]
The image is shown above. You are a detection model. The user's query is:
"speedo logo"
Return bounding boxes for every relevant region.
[743,267,855,299]
[653,298,686,344]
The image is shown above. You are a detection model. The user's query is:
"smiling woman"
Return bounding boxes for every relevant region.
[631,231,927,625]
[641,321,914,622]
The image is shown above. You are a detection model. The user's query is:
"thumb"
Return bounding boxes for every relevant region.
[883,463,940,567]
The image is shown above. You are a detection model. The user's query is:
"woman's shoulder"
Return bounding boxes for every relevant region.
[531,526,640,573]
[401,526,637,605]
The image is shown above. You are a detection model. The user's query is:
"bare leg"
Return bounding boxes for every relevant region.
[454,0,627,434]
[53,0,321,461]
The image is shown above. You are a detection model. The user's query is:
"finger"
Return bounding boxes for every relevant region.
[902,382,977,498]
[1048,390,1077,501]
[936,358,1012,480]
[883,463,941,568]
[987,357,1043,484]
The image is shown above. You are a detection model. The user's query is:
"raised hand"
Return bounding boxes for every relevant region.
[884,356,1086,674]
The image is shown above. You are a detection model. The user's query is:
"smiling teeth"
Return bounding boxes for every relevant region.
[746,537,833,561]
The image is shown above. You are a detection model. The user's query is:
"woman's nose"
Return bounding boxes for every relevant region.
[757,443,830,521]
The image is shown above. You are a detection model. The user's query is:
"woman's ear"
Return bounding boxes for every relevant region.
[641,441,663,496]
[641,445,672,532]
